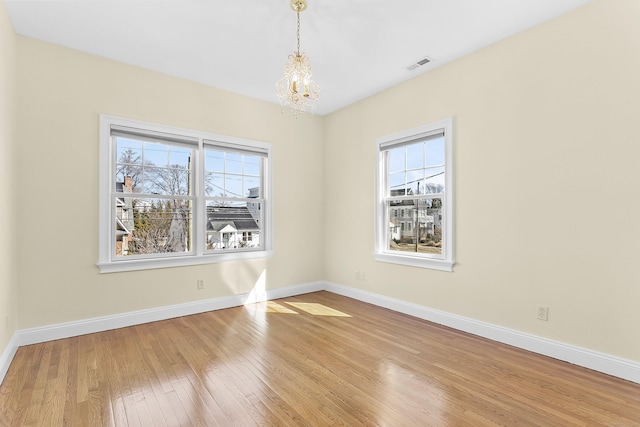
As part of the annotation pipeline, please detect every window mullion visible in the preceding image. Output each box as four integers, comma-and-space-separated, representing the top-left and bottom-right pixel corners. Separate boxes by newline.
414, 199, 419, 252
404, 146, 408, 196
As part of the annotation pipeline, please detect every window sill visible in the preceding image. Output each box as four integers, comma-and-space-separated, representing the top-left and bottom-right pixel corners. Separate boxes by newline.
374, 252, 454, 272
98, 250, 274, 273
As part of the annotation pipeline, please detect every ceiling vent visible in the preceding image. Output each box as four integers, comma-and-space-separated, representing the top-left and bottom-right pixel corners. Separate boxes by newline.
406, 56, 433, 71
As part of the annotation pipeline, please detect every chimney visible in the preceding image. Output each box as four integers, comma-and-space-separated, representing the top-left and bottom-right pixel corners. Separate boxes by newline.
124, 176, 133, 191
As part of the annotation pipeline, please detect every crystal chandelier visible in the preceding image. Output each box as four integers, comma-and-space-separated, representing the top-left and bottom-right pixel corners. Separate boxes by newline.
276, 0, 320, 115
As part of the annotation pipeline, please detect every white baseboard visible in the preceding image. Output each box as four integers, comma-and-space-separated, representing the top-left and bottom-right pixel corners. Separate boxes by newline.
2, 280, 638, 386
324, 281, 640, 384
0, 333, 19, 384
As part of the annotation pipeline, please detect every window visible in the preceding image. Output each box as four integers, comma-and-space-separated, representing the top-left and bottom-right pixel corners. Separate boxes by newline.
375, 118, 454, 271
98, 115, 272, 273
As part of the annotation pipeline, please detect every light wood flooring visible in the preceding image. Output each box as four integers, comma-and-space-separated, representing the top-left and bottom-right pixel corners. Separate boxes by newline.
0, 291, 639, 426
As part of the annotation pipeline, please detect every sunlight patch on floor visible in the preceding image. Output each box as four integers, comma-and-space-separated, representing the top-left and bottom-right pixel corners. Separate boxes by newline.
265, 301, 299, 314
284, 302, 352, 317
245, 300, 299, 316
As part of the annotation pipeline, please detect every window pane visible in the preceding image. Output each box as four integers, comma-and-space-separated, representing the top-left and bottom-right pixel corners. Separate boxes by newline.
115, 138, 143, 192
116, 138, 143, 165
206, 201, 262, 251
139, 167, 190, 196
205, 150, 225, 173
226, 153, 242, 174
386, 198, 442, 256
388, 147, 405, 173
418, 198, 443, 255
244, 155, 261, 176
422, 167, 445, 194
144, 142, 169, 166
388, 199, 415, 250
389, 172, 406, 196
205, 172, 224, 197
115, 166, 142, 193
426, 137, 445, 167
406, 169, 424, 195
244, 175, 260, 198
224, 174, 242, 198
142, 167, 163, 194
169, 146, 192, 169
115, 197, 192, 257
163, 168, 190, 195
406, 143, 424, 170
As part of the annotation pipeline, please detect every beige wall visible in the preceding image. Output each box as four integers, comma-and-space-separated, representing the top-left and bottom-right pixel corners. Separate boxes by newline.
15, 37, 324, 328
0, 2, 18, 354
324, 0, 640, 362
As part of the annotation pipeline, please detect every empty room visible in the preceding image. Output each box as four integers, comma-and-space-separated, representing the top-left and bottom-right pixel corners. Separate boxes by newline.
0, 0, 639, 425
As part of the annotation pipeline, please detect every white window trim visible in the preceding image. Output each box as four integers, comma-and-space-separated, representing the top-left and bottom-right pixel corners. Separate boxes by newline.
98, 115, 273, 273
374, 117, 454, 272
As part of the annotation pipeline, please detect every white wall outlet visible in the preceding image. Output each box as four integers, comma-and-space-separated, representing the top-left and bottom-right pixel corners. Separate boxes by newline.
537, 305, 549, 321
356, 271, 366, 281
197, 279, 205, 290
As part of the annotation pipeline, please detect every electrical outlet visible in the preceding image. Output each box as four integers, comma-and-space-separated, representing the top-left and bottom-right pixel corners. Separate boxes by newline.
197, 279, 205, 290
537, 305, 549, 321
356, 271, 365, 281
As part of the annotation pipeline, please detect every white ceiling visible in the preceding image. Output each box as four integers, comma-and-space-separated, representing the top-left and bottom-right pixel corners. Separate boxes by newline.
5, 0, 592, 116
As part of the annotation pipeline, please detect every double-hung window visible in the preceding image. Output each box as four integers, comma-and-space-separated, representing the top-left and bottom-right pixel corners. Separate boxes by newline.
98, 115, 272, 273
375, 118, 454, 271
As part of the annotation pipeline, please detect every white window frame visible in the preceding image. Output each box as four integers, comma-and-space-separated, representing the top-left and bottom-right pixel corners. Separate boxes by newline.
98, 115, 273, 273
374, 117, 454, 272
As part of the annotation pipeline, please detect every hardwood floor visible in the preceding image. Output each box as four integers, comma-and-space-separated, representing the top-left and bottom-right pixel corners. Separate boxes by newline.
1, 291, 638, 426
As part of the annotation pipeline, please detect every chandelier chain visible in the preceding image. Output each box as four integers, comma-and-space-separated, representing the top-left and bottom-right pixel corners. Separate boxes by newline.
296, 11, 301, 55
